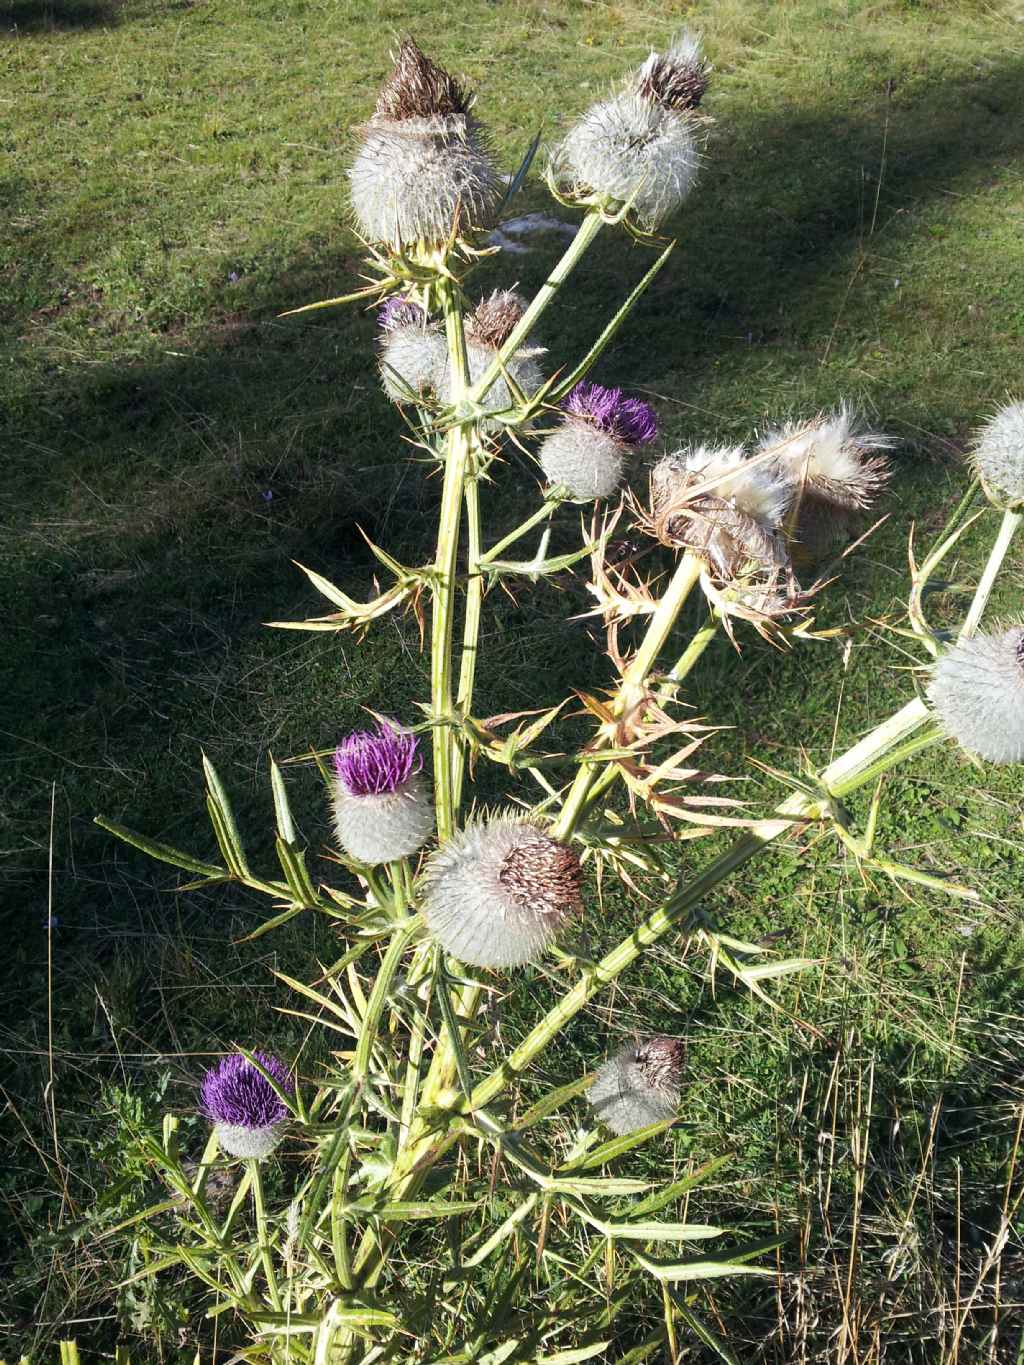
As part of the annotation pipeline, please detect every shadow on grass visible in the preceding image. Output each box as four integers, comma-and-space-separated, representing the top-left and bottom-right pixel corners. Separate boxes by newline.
5, 0, 125, 31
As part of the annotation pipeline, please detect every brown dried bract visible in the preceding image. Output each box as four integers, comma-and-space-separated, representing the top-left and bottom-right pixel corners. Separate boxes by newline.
636, 1036, 685, 1092
636, 55, 710, 112
499, 833, 583, 919
374, 38, 472, 121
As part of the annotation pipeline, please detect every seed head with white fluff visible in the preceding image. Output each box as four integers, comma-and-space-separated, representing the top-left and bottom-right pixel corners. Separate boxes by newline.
928, 627, 1024, 765
650, 444, 792, 577
420, 815, 583, 967
588, 1036, 684, 1135
971, 401, 1024, 507
349, 39, 501, 251
332, 721, 433, 865
540, 381, 659, 500
550, 32, 709, 230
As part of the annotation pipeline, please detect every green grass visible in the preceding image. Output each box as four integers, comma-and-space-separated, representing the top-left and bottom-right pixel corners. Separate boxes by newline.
3, 0, 1024, 1359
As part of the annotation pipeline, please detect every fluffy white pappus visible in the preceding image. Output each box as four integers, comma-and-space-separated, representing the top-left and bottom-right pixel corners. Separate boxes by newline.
420, 815, 582, 968
551, 92, 700, 230
332, 774, 434, 865
588, 1037, 684, 1135
380, 324, 447, 402
539, 421, 625, 500
677, 444, 792, 529
928, 627, 1024, 765
758, 407, 892, 511
438, 339, 545, 430
215, 1120, 286, 1160
972, 400, 1024, 507
350, 114, 501, 250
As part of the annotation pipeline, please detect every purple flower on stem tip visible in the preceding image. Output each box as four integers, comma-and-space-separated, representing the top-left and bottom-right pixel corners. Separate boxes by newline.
562, 382, 658, 447
334, 721, 422, 798
201, 1052, 292, 1159
377, 296, 427, 332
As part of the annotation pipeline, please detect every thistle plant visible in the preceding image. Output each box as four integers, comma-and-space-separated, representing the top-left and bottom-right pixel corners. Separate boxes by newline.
94, 31, 1023, 1364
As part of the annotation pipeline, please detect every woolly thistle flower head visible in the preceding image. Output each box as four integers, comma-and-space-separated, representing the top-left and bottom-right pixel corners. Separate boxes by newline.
378, 301, 447, 402
540, 382, 658, 500
588, 1036, 684, 1135
332, 720, 433, 865
201, 1052, 292, 1160
971, 401, 1024, 508
466, 289, 528, 349
349, 38, 501, 252
759, 407, 892, 513
927, 626, 1024, 765
436, 291, 544, 431
649, 444, 792, 578
549, 31, 708, 230
421, 815, 583, 968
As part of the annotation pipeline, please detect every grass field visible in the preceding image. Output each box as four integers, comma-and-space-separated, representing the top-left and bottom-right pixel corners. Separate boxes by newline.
3, 0, 1024, 1359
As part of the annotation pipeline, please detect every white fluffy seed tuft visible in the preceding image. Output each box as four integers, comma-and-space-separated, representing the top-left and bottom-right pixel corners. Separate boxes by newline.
539, 421, 625, 500
420, 815, 582, 968
971, 401, 1024, 507
350, 114, 501, 251
332, 774, 434, 865
550, 91, 700, 230
927, 627, 1024, 765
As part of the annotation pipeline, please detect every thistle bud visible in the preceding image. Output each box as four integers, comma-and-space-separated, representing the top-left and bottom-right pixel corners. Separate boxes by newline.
201, 1052, 292, 1160
550, 32, 709, 230
442, 290, 545, 429
377, 298, 447, 402
421, 815, 583, 967
350, 38, 501, 252
540, 381, 658, 500
332, 721, 433, 865
971, 401, 1024, 508
928, 627, 1024, 765
588, 1036, 684, 1135
650, 445, 792, 578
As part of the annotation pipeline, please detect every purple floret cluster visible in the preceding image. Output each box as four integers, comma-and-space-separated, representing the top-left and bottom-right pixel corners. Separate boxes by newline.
201, 1052, 292, 1129
562, 381, 658, 448
378, 296, 427, 332
334, 721, 422, 797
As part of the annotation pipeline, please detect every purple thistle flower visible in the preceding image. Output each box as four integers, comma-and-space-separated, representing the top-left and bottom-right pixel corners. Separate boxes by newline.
562, 382, 658, 448
334, 721, 422, 797
378, 296, 427, 332
201, 1051, 292, 1159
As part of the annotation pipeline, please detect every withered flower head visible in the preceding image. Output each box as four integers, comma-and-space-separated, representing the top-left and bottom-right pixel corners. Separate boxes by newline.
589, 1036, 684, 1135
635, 32, 711, 112
648, 445, 792, 580
467, 289, 529, 349
421, 815, 583, 968
373, 38, 472, 121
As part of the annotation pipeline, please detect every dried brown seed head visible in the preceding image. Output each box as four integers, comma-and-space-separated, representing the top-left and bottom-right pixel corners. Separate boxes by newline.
374, 38, 472, 121
499, 832, 583, 920
468, 289, 528, 349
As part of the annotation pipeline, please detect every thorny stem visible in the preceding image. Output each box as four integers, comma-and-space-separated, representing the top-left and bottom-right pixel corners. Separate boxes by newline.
248, 1159, 282, 1313
552, 551, 704, 841
479, 488, 567, 566
352, 919, 420, 1083
958, 506, 1022, 640
452, 468, 484, 810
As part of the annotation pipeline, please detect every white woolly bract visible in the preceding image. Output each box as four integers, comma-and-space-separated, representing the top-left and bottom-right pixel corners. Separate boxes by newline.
438, 339, 544, 430
539, 421, 624, 500
215, 1120, 286, 1160
380, 325, 447, 401
551, 92, 700, 230
758, 407, 892, 510
928, 627, 1024, 765
588, 1047, 679, 1136
675, 444, 792, 529
972, 401, 1024, 506
332, 774, 434, 865
350, 114, 500, 250
420, 816, 576, 968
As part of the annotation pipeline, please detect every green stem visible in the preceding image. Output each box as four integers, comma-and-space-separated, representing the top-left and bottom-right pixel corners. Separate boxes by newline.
468, 213, 604, 408
552, 551, 703, 841
352, 919, 419, 1084
479, 489, 566, 566
452, 470, 484, 811
249, 1158, 282, 1312
656, 609, 721, 704
431, 281, 472, 843
959, 507, 1022, 640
